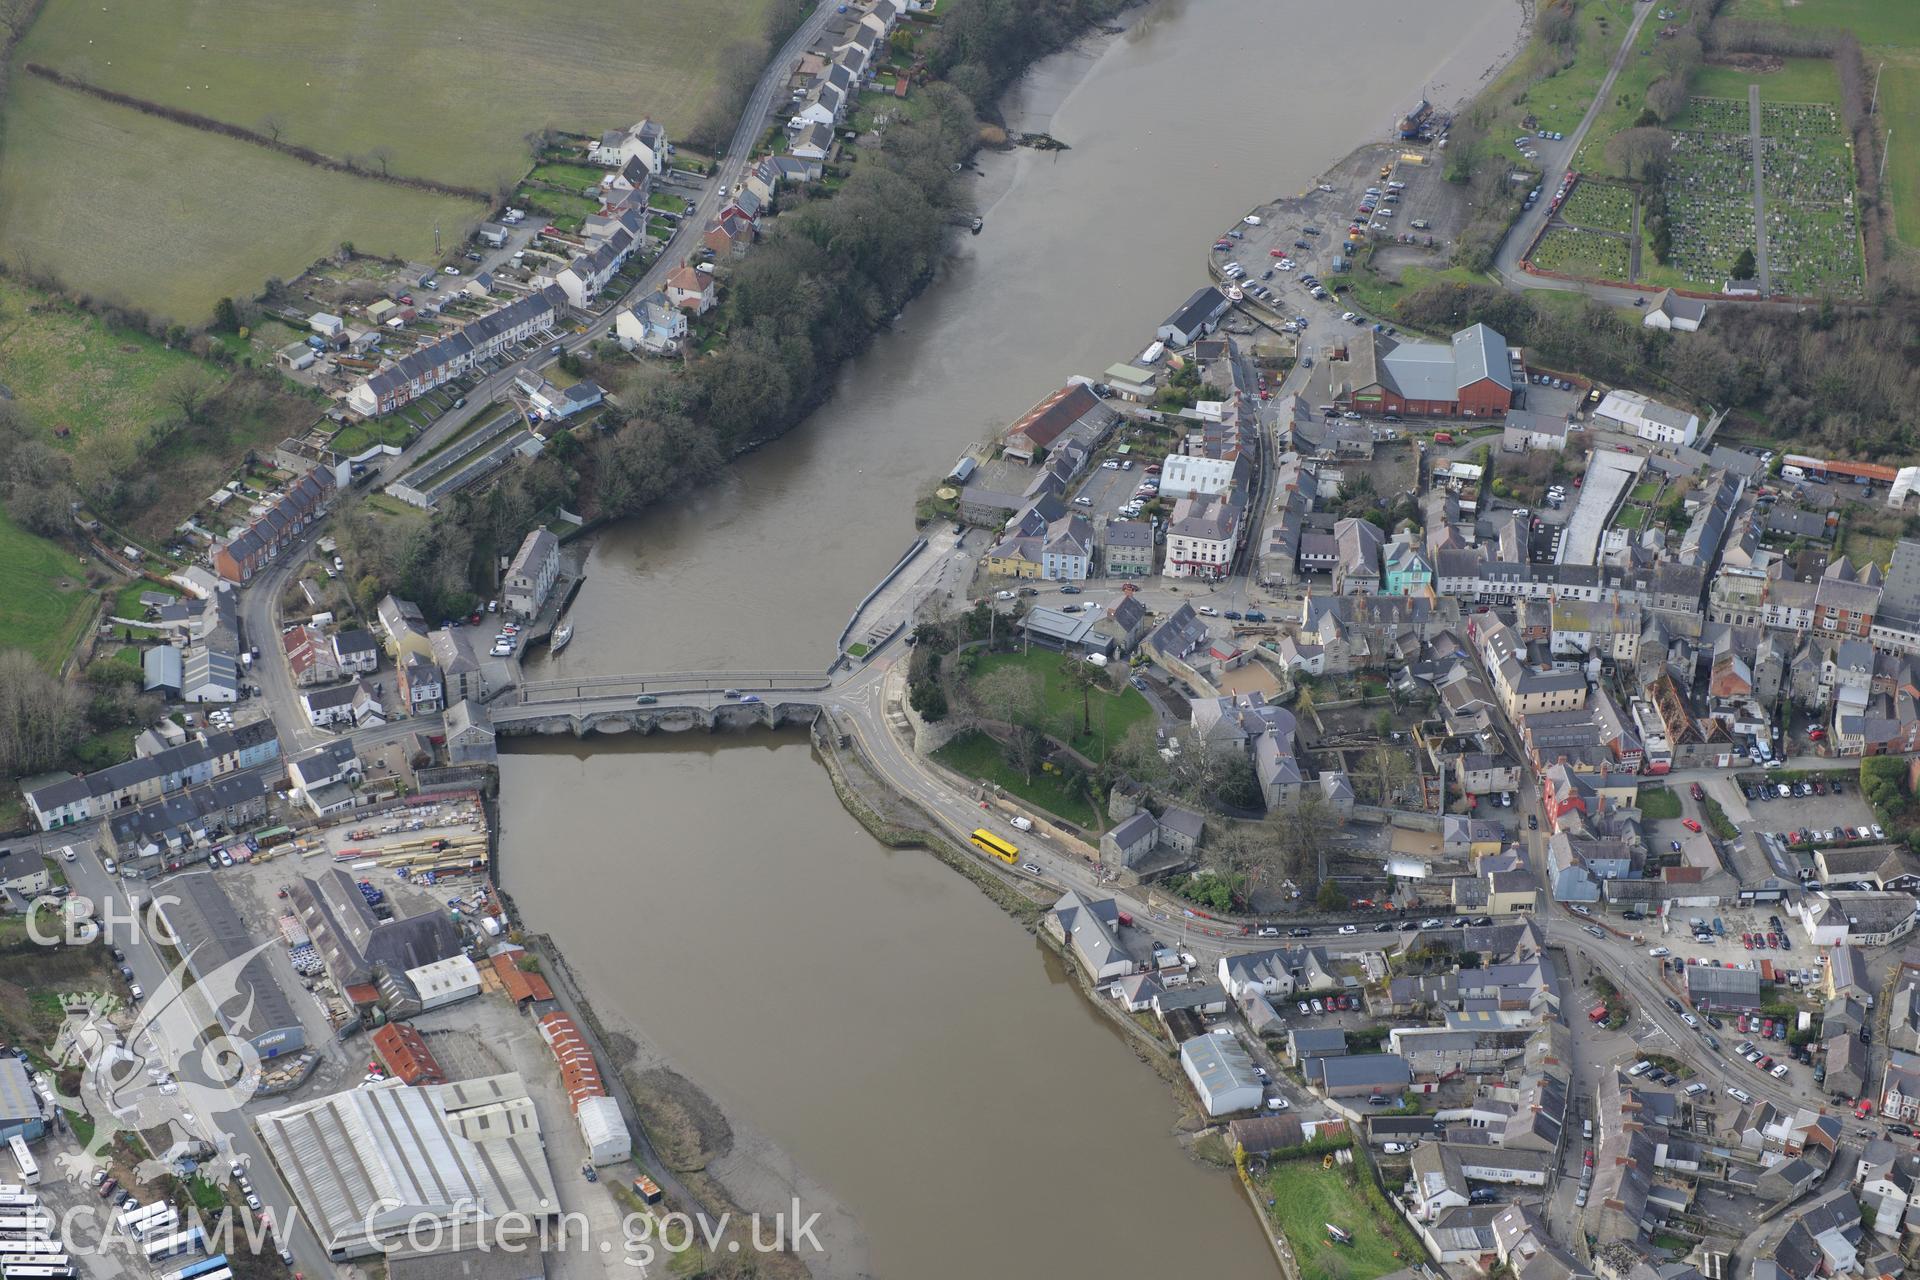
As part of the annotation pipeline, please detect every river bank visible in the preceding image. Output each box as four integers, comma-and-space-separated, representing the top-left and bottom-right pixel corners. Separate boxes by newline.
504, 1, 1531, 1275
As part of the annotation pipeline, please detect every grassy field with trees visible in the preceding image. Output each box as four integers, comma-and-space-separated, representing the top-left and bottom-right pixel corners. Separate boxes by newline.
14, 0, 778, 187
0, 512, 93, 670
1, 0, 788, 319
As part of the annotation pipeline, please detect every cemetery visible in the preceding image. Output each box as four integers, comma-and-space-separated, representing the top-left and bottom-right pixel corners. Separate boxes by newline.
1529, 226, 1632, 279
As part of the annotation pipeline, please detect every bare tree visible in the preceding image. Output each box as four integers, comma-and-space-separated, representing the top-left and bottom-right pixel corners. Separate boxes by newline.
161, 367, 218, 425
369, 145, 395, 178
0, 649, 86, 776
1360, 745, 1414, 806
1270, 789, 1339, 886
1293, 682, 1323, 734
972, 667, 1046, 782
258, 113, 287, 143
1646, 76, 1689, 124
1605, 126, 1673, 182
1657, 33, 1703, 79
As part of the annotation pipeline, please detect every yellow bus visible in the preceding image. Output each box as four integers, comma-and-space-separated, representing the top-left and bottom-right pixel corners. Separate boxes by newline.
970, 829, 1018, 863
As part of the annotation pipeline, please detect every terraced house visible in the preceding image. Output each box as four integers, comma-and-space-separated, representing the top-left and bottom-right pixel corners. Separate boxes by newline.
347, 287, 567, 417
211, 468, 337, 583
24, 722, 280, 830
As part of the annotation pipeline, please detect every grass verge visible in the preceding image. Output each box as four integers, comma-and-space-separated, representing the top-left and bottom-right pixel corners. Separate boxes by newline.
931, 729, 1099, 830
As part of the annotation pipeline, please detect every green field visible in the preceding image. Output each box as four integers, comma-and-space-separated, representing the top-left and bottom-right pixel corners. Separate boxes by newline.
0, 78, 480, 322
2, 0, 773, 318
932, 730, 1100, 829
1882, 65, 1920, 245
1576, 1, 1695, 175
15, 0, 775, 188
1690, 57, 1842, 103
1483, 0, 1639, 138
0, 511, 94, 669
0, 275, 215, 448
1260, 1161, 1425, 1280
1725, 0, 1920, 45
969, 648, 1153, 765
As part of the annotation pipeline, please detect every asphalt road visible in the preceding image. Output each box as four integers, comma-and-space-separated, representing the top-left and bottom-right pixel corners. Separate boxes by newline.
1489, 0, 1659, 303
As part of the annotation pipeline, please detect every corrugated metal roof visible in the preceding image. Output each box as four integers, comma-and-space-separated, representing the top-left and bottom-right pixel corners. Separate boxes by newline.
258, 1074, 557, 1255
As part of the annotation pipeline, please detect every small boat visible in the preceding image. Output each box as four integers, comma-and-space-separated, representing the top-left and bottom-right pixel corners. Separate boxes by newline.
969, 216, 983, 235
551, 617, 574, 652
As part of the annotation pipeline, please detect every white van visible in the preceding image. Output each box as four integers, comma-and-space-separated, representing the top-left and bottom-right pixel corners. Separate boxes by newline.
1009, 816, 1034, 832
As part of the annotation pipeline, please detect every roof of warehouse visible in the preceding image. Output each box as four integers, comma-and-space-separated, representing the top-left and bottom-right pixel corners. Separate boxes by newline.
157, 872, 302, 1043
0, 1059, 36, 1124
256, 1074, 558, 1254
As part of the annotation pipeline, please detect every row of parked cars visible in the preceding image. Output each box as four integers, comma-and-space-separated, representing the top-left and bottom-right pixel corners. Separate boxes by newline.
1746, 776, 1847, 801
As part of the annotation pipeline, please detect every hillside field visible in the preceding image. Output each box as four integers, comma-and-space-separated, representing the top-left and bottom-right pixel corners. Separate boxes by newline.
0, 78, 482, 322
0, 512, 93, 670
15, 0, 775, 187
1, 0, 774, 319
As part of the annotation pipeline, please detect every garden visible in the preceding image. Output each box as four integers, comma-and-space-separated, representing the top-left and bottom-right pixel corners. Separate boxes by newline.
1256, 1155, 1426, 1280
931, 730, 1100, 829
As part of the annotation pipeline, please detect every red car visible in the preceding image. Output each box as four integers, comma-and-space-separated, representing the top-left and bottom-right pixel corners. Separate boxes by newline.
1858, 1099, 1875, 1118
1738, 1013, 1750, 1032
1583, 1149, 1594, 1168
1689, 783, 1705, 801
1682, 818, 1702, 833
1810, 728, 1827, 740
1270, 248, 1286, 257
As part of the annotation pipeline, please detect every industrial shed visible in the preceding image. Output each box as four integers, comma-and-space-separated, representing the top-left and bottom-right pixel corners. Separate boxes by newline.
577, 1095, 631, 1167
404, 955, 482, 1012
256, 1073, 559, 1260
1181, 1033, 1263, 1117
157, 874, 306, 1058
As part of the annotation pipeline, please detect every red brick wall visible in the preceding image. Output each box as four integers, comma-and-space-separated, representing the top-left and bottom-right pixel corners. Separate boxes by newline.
1458, 379, 1512, 417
